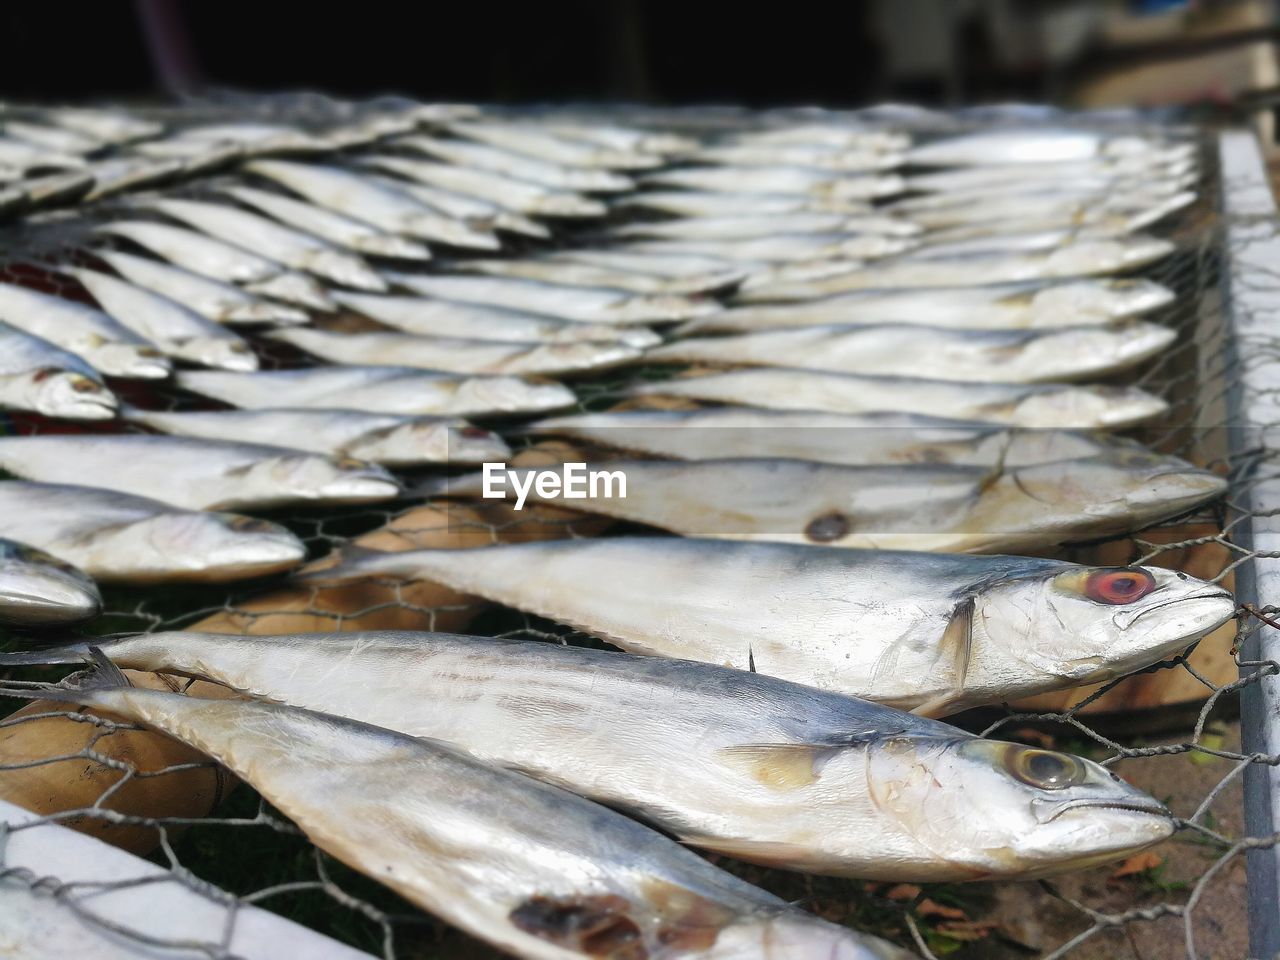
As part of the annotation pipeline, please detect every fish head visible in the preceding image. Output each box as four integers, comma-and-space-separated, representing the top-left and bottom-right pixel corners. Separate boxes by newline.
83, 341, 172, 380
706, 913, 915, 960
1043, 237, 1175, 277
1002, 385, 1167, 430
866, 736, 1172, 878
347, 419, 510, 467
91, 512, 304, 581
0, 542, 100, 624
451, 375, 576, 416
970, 563, 1234, 687
1029, 279, 1174, 321
25, 370, 118, 420
255, 453, 401, 504
1019, 321, 1175, 378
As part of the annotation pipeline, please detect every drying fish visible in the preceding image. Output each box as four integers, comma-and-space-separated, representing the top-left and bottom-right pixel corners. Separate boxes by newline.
641, 164, 904, 199
620, 233, 917, 263
0, 321, 118, 420
0, 481, 304, 583
0, 539, 100, 626
66, 266, 257, 371
386, 271, 720, 324
83, 156, 185, 201
398, 135, 635, 192
614, 211, 921, 241
0, 435, 400, 511
216, 184, 435, 260
136, 197, 387, 291
367, 175, 550, 239
45, 107, 162, 144
537, 120, 696, 154
93, 249, 309, 326
448, 118, 665, 169
0, 674, 917, 960
455, 257, 743, 297
0, 282, 170, 379
905, 157, 1192, 195
645, 322, 1175, 384
890, 175, 1195, 215
0, 136, 86, 171
245, 159, 501, 249
898, 189, 1196, 233
266, 327, 641, 377
545, 247, 855, 289
729, 124, 910, 152
332, 290, 659, 348
4, 121, 103, 155
176, 366, 575, 417
628, 368, 1168, 429
304, 538, 1232, 717
433, 452, 1226, 554
615, 190, 875, 217
737, 237, 1175, 300
693, 142, 904, 171
679, 279, 1175, 335
16, 631, 1180, 881
905, 129, 1189, 166
122, 406, 508, 467
519, 408, 1130, 467
358, 153, 607, 218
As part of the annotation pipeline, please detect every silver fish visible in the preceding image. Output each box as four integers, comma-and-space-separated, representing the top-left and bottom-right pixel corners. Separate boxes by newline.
16, 630, 1178, 882
0, 135, 86, 171
4, 121, 103, 154
0, 282, 169, 380
121, 406, 508, 467
455, 257, 743, 297
693, 143, 904, 171
364, 175, 550, 239
93, 249, 310, 326
386, 271, 720, 324
397, 135, 635, 192
627, 368, 1168, 429
304, 538, 1232, 717
45, 107, 162, 144
448, 119, 665, 169
332, 290, 659, 348
176, 366, 575, 417
888, 176, 1194, 215
0, 669, 914, 960
544, 248, 856, 290
535, 120, 697, 154
266, 326, 641, 377
678, 279, 1175, 335
618, 233, 916, 263
904, 130, 1187, 166
0, 435, 400, 511
0, 321, 118, 420
614, 190, 875, 218
83, 156, 185, 201
905, 157, 1193, 195
645, 322, 1176, 383
0, 481, 304, 583
613, 212, 921, 241
0, 538, 100, 626
895, 190, 1196, 233
641, 164, 904, 199
440, 452, 1225, 554
67, 266, 257, 371
729, 125, 910, 152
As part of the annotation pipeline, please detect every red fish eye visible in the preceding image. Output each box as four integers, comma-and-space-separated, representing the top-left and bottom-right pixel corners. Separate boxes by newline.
1084, 569, 1156, 605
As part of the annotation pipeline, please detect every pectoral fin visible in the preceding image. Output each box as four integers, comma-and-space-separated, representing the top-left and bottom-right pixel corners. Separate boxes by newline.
910, 597, 975, 718
715, 743, 838, 790
680, 834, 820, 869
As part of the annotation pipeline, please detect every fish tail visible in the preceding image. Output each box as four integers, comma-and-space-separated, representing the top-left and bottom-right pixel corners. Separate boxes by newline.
0, 640, 95, 667
0, 645, 130, 706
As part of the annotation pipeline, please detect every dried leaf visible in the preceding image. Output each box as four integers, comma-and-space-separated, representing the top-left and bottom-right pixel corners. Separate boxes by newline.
885, 883, 922, 902
1008, 728, 1056, 749
916, 898, 967, 920
935, 920, 998, 942
1110, 851, 1162, 879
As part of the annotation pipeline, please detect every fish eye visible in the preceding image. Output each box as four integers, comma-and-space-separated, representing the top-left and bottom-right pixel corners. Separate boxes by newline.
69, 376, 102, 394
226, 515, 274, 533
1085, 568, 1156, 605
1007, 747, 1085, 790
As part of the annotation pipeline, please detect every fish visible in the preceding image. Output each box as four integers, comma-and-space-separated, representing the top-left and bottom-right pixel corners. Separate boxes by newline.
517, 408, 1133, 467
0, 481, 304, 583
135, 197, 387, 291
0, 135, 86, 171
4, 121, 103, 155
0, 435, 400, 511
332, 290, 659, 348
175, 366, 576, 417
0, 538, 100, 625
640, 164, 905, 199
904, 130, 1189, 166
617, 233, 918, 263
535, 120, 697, 154
435, 452, 1226, 554
122, 406, 509, 467
645, 321, 1176, 383
728, 124, 910, 152
266, 327, 642, 377
357, 153, 607, 218
302, 537, 1233, 716
44, 107, 163, 144
454, 257, 744, 297
613, 212, 922, 241
904, 157, 1193, 195
215, 184, 435, 260
677, 279, 1175, 335
692, 142, 905, 171
0, 320, 118, 420
385, 271, 721, 324
735, 237, 1176, 300
447, 118, 666, 169
626, 368, 1168, 428
614, 190, 876, 217
887, 176, 1194, 215
363, 175, 550, 239
92, 249, 310, 326
0, 664, 916, 960
82, 156, 185, 201
244, 159, 506, 247
396, 135, 636, 192
11, 631, 1179, 882
894, 189, 1196, 232
0, 282, 170, 380
65, 266, 258, 371
545, 247, 859, 290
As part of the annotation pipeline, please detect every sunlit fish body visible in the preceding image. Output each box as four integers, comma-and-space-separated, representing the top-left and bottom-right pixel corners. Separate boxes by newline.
0, 320, 118, 419
0, 539, 100, 626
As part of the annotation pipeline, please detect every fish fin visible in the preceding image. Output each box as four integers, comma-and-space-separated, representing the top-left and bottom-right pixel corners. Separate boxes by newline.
679, 834, 820, 868
294, 543, 398, 585
715, 743, 838, 790
0, 645, 130, 706
940, 596, 974, 692
0, 640, 93, 667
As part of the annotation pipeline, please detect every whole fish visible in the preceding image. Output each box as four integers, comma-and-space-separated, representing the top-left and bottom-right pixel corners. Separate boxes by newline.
619, 233, 917, 263
13, 630, 1179, 882
545, 247, 857, 289
93, 249, 309, 326
67, 266, 257, 371
641, 164, 904, 199
176, 366, 575, 417
536, 120, 697, 154
0, 435, 400, 511
518, 408, 1131, 467
386, 271, 720, 324
398, 135, 635, 192
906, 226, 1167, 260
904, 129, 1187, 166
266, 327, 641, 377
614, 212, 921, 241
736, 237, 1175, 300
646, 322, 1175, 383
436, 451, 1225, 554
679, 279, 1174, 335
0, 135, 86, 171
366, 175, 550, 239
889, 176, 1193, 215
45, 107, 162, 144
895, 189, 1196, 232
455, 257, 743, 297
448, 118, 664, 169
216, 184, 435, 260
0, 282, 170, 379
304, 537, 1232, 716
905, 157, 1192, 195
332, 290, 659, 348
5, 120, 103, 154
0, 320, 118, 419
627, 368, 1168, 428
693, 142, 904, 171
136, 197, 387, 291
244, 159, 503, 248
919, 194, 1196, 243
729, 125, 910, 152
0, 539, 100, 625
0, 667, 914, 960
122, 406, 508, 467
615, 190, 875, 217
0, 481, 304, 583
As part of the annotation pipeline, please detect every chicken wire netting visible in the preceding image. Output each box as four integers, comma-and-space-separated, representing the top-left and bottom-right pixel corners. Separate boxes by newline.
0, 110, 1273, 960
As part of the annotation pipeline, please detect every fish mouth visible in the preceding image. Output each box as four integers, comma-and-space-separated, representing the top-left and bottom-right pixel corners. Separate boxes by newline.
1036, 796, 1172, 824
1114, 589, 1235, 631
58, 394, 119, 421
0, 588, 100, 624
